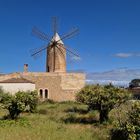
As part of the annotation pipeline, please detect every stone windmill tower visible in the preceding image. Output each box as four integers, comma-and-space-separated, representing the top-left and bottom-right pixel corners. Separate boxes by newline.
31, 17, 79, 72
47, 33, 66, 72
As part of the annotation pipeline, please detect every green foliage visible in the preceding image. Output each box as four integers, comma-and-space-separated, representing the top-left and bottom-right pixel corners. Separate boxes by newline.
76, 84, 131, 123
129, 79, 140, 88
129, 101, 140, 126
0, 88, 11, 104
15, 91, 38, 113
0, 90, 38, 119
110, 101, 140, 140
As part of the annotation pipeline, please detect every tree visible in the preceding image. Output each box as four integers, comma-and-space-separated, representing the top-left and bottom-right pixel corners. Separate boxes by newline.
110, 101, 140, 140
0, 90, 38, 119
76, 84, 131, 123
129, 79, 140, 88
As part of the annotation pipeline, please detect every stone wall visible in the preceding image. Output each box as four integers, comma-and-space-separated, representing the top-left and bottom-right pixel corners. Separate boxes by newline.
0, 72, 85, 101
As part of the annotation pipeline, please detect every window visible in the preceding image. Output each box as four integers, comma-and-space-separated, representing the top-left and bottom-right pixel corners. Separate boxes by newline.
45, 89, 48, 98
39, 89, 43, 98
48, 67, 50, 72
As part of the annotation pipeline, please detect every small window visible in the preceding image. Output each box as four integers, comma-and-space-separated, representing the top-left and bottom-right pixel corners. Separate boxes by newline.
48, 67, 50, 72
45, 89, 48, 98
39, 89, 43, 98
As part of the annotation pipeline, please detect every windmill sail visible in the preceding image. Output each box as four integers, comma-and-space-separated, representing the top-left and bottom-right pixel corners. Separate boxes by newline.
30, 18, 79, 72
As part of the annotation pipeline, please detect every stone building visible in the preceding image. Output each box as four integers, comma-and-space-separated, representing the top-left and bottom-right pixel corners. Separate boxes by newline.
0, 72, 85, 101
0, 32, 85, 101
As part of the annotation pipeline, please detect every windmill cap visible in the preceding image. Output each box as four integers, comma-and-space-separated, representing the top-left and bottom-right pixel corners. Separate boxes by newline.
50, 33, 64, 45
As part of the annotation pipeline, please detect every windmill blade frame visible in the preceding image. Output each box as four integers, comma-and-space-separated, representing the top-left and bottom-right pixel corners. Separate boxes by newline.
31, 18, 80, 72
32, 26, 51, 42
52, 17, 58, 35
62, 45, 80, 58
58, 28, 79, 42
30, 45, 48, 57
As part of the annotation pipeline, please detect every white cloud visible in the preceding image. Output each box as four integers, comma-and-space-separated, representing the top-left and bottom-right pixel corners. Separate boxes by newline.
114, 53, 133, 58
114, 52, 140, 58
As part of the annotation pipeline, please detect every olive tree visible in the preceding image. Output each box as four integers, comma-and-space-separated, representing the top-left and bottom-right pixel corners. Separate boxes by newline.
76, 84, 131, 123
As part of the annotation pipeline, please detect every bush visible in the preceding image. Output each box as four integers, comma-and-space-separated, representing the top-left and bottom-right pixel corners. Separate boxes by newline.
129, 79, 140, 88
76, 84, 131, 123
15, 91, 38, 113
0, 90, 38, 119
110, 101, 140, 140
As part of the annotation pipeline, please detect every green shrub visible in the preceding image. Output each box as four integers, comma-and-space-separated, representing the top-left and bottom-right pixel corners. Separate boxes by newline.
76, 84, 131, 123
15, 91, 38, 113
0, 90, 38, 119
110, 101, 140, 140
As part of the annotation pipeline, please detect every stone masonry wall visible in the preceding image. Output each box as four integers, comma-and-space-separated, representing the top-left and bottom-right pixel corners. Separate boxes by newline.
0, 72, 85, 101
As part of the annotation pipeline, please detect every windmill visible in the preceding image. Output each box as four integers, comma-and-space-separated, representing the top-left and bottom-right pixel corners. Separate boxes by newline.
30, 17, 80, 72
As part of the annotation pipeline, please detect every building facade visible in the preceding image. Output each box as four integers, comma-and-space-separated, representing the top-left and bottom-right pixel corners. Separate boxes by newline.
0, 72, 85, 101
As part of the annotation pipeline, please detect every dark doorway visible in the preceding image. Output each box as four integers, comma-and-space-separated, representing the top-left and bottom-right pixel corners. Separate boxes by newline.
39, 89, 43, 98
45, 89, 48, 98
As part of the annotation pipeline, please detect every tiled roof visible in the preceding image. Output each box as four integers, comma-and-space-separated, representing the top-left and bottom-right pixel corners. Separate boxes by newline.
0, 77, 34, 83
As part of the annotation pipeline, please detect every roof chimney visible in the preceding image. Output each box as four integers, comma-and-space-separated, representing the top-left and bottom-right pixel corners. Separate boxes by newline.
24, 64, 28, 72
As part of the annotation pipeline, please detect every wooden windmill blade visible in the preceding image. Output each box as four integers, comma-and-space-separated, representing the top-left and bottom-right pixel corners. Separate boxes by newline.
30, 45, 48, 58
56, 44, 80, 65
57, 28, 79, 42
52, 17, 58, 35
61, 45, 80, 58
32, 26, 51, 42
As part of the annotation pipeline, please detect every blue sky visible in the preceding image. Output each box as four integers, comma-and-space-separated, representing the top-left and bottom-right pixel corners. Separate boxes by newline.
0, 0, 140, 73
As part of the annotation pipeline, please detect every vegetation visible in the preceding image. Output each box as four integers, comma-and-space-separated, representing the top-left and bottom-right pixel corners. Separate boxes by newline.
76, 84, 131, 123
0, 101, 108, 140
0, 90, 38, 119
110, 101, 140, 140
0, 84, 139, 140
129, 79, 140, 88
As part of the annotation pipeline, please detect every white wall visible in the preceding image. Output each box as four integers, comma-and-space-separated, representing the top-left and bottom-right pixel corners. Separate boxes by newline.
0, 83, 35, 95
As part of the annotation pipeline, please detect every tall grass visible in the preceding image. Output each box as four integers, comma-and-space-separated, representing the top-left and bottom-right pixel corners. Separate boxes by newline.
0, 101, 113, 140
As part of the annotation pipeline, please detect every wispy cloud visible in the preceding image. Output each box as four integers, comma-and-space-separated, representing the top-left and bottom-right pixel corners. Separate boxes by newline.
86, 68, 140, 86
71, 56, 81, 61
114, 52, 140, 58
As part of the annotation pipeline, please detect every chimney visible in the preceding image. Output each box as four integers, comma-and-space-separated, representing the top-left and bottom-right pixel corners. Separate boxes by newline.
24, 64, 28, 72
